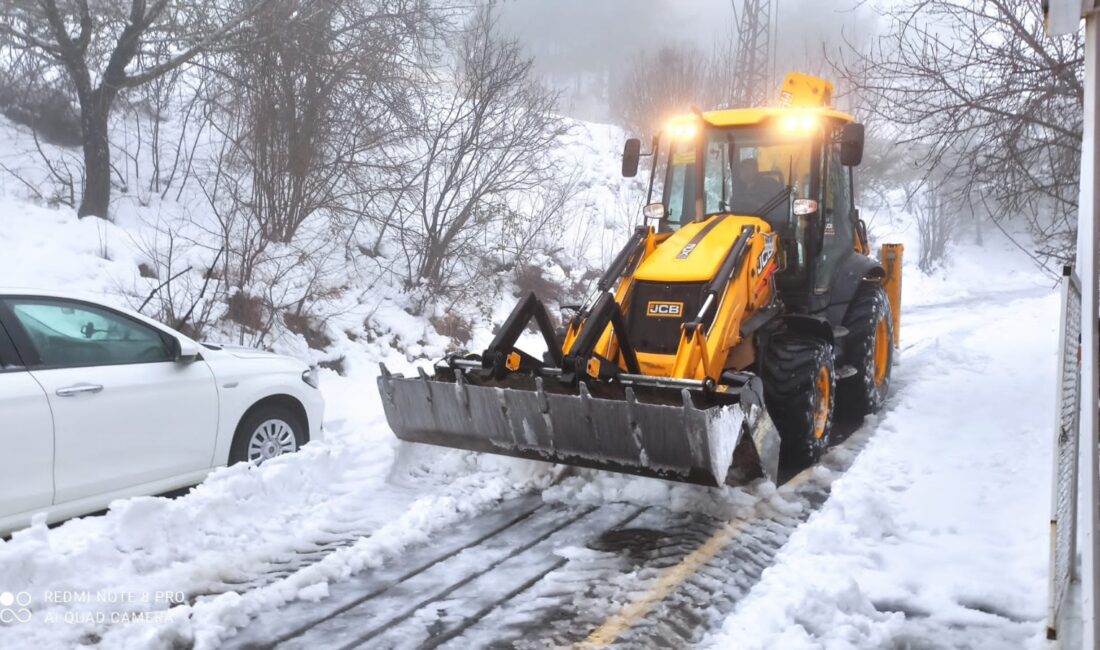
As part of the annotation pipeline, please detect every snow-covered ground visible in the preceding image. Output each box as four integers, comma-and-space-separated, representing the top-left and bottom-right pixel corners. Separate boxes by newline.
704, 280, 1056, 649
0, 111, 1063, 648
0, 168, 568, 648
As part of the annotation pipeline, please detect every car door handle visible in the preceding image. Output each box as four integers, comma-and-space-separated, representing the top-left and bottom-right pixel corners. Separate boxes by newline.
56, 383, 104, 397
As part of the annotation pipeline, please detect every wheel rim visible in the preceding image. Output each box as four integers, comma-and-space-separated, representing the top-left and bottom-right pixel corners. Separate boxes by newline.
813, 366, 830, 439
873, 315, 890, 386
247, 419, 298, 464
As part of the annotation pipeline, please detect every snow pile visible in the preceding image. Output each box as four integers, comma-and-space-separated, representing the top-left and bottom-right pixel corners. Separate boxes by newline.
706, 404, 747, 487
0, 197, 142, 303
544, 468, 786, 524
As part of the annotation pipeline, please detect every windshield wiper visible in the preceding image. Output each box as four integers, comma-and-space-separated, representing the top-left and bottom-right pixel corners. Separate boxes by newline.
748, 186, 792, 218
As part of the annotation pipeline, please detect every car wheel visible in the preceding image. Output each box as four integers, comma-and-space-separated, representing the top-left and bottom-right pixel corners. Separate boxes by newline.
230, 405, 307, 466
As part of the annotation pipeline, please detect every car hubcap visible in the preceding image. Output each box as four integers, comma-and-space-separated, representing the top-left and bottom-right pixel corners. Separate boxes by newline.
248, 419, 297, 464
813, 366, 830, 440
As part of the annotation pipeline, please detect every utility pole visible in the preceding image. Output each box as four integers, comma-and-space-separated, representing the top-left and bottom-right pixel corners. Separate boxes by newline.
730, 0, 775, 107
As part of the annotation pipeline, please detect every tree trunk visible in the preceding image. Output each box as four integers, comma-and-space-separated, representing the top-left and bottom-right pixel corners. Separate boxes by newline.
78, 89, 115, 219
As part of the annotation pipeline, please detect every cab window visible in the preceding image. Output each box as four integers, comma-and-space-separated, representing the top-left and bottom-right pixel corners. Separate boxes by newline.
662, 123, 814, 231
814, 143, 855, 293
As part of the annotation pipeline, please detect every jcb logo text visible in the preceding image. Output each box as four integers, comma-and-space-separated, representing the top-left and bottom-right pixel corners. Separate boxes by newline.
647, 301, 684, 318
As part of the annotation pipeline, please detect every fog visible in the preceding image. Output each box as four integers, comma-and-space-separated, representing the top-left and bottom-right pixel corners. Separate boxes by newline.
495, 0, 880, 121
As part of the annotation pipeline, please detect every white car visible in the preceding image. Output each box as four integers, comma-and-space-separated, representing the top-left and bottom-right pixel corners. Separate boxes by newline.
0, 289, 324, 535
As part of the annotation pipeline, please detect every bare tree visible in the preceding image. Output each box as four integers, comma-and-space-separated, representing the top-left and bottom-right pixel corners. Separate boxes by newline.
393, 7, 572, 302
209, 0, 438, 245
835, 0, 1083, 267
174, 0, 441, 347
129, 218, 226, 339
0, 0, 270, 219
0, 49, 81, 147
914, 180, 958, 273
612, 45, 715, 139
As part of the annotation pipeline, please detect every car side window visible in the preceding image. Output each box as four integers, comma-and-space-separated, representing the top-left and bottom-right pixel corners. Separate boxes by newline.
5, 299, 172, 368
0, 321, 21, 371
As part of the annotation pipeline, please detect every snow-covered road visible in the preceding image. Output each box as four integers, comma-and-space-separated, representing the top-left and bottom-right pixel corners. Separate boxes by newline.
217, 429, 864, 650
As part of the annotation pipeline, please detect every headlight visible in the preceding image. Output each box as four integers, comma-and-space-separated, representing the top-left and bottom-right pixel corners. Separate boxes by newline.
301, 367, 320, 389
642, 203, 666, 220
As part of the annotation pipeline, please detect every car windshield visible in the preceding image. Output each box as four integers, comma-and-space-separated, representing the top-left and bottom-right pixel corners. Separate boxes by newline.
663, 124, 814, 227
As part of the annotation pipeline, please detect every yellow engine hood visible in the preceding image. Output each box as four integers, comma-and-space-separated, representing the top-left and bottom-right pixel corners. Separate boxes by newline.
634, 215, 770, 283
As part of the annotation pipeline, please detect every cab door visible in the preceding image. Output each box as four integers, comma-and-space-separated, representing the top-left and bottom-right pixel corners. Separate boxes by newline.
813, 142, 856, 295
0, 319, 54, 517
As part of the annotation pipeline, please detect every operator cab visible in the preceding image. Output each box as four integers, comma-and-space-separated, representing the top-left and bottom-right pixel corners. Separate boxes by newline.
621, 100, 866, 313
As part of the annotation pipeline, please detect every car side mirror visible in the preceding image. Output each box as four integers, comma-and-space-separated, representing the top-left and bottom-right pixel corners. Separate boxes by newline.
840, 123, 865, 167
622, 138, 641, 177
171, 336, 202, 362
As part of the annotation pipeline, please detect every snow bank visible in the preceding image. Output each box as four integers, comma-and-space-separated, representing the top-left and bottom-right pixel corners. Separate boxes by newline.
704, 274, 1057, 648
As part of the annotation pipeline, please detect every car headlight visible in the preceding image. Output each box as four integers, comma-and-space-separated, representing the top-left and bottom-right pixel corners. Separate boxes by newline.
301, 367, 320, 389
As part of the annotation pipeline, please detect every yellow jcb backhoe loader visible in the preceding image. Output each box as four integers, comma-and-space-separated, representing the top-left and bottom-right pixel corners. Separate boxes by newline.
378, 73, 903, 487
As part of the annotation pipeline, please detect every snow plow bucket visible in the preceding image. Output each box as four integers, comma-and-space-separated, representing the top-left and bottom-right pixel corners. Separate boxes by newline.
377, 362, 781, 487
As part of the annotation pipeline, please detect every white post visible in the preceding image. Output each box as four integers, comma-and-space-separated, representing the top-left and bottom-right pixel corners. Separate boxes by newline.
1080, 11, 1100, 650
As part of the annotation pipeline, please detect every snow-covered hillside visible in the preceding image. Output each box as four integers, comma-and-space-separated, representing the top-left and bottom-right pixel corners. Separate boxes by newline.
0, 107, 1062, 649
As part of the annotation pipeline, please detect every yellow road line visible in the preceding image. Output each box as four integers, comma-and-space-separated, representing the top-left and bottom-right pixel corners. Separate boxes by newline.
574, 464, 821, 649
574, 518, 752, 649
779, 464, 818, 491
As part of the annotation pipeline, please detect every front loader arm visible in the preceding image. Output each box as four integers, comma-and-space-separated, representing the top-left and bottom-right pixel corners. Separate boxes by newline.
563, 225, 662, 368
670, 226, 777, 382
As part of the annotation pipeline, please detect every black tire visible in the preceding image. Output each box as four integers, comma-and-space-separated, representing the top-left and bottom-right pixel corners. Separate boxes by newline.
229, 404, 308, 466
837, 282, 894, 418
761, 335, 836, 468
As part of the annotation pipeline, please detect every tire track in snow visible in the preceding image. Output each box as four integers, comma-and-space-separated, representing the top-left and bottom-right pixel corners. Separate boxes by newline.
223, 501, 646, 649
221, 421, 870, 650
440, 447, 851, 650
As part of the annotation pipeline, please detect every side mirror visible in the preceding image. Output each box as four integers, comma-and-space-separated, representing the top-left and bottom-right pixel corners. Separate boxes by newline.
170, 335, 202, 362
622, 138, 641, 177
840, 123, 865, 167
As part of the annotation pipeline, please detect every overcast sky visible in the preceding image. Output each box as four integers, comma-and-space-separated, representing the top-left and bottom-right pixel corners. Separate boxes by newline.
493, 0, 881, 121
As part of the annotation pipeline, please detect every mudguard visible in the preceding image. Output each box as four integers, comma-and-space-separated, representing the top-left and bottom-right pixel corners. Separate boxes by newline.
822, 252, 885, 326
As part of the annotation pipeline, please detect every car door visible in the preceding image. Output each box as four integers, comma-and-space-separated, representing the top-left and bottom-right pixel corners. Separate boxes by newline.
0, 319, 54, 517
0, 297, 219, 504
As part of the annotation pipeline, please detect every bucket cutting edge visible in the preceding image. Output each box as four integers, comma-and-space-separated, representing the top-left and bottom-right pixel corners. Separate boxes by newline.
377, 364, 781, 487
